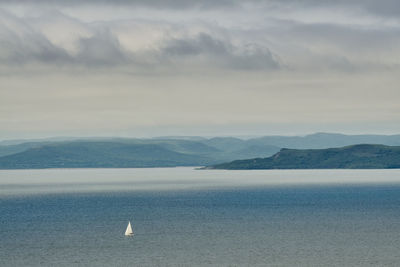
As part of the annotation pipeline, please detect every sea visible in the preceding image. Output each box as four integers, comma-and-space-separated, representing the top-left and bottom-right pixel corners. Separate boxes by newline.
1, 168, 400, 267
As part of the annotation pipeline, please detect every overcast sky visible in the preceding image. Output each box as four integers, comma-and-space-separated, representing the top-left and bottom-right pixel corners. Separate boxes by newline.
0, 0, 399, 139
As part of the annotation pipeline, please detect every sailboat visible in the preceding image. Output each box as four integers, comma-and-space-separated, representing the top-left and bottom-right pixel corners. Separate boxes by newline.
125, 221, 134, 236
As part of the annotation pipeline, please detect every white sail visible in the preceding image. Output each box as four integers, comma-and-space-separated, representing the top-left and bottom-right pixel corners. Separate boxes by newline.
125, 221, 134, 236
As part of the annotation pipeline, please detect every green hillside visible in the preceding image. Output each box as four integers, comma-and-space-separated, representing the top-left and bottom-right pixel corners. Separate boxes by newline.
209, 144, 400, 169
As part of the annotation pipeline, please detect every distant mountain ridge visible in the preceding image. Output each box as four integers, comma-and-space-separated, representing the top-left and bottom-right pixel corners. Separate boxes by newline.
0, 133, 399, 169
209, 144, 400, 170
246, 133, 400, 149
2, 133, 400, 148
0, 142, 210, 169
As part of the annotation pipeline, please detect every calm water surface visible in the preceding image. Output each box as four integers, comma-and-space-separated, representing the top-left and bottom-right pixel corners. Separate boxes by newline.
1, 168, 400, 266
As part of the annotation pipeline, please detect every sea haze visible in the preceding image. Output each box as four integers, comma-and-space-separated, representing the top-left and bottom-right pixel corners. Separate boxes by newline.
1, 168, 400, 266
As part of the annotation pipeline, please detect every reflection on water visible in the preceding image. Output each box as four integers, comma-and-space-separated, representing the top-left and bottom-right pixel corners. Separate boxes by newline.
1, 168, 400, 196
1, 168, 400, 266
1, 184, 400, 266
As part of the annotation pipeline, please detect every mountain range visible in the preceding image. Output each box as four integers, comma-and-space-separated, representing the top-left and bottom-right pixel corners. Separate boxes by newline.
0, 133, 399, 169
209, 144, 400, 169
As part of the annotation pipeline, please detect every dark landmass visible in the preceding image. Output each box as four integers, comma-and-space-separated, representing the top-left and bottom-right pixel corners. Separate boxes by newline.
0, 133, 399, 169
208, 144, 400, 169
0, 142, 211, 169
0, 138, 280, 169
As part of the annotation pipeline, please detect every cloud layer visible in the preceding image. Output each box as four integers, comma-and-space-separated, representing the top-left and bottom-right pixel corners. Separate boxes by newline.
1, 1, 400, 72
0, 1, 399, 138
0, 9, 282, 71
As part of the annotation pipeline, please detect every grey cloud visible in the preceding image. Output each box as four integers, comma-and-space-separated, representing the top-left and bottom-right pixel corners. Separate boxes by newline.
0, 0, 244, 10
0, 10, 128, 67
283, 20, 400, 52
266, 0, 400, 17
362, 0, 400, 17
0, 10, 71, 65
2, 0, 400, 17
161, 33, 280, 70
256, 17, 400, 71
229, 44, 280, 70
163, 34, 227, 56
0, 10, 281, 71
75, 30, 128, 66
0, 33, 70, 65
1, 4, 399, 73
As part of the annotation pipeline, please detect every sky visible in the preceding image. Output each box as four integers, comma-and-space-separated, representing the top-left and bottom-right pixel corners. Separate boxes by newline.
0, 0, 399, 139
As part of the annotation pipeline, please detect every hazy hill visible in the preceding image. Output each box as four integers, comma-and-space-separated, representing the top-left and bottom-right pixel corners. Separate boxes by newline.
201, 137, 247, 151
247, 133, 400, 149
0, 133, 400, 169
209, 144, 400, 170
0, 142, 52, 157
0, 142, 211, 169
0, 138, 280, 169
